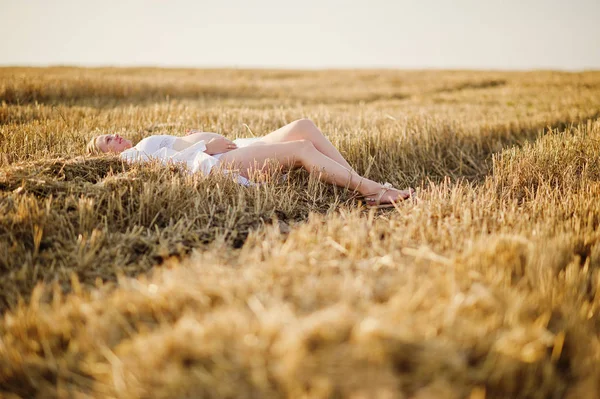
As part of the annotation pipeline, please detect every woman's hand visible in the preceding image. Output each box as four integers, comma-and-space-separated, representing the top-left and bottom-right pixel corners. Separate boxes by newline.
205, 137, 237, 155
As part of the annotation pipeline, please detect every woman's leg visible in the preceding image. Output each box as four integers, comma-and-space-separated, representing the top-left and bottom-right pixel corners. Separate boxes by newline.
253, 119, 356, 172
217, 140, 411, 202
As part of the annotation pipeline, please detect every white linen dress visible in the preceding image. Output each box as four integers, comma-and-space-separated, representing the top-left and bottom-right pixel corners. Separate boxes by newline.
119, 135, 264, 186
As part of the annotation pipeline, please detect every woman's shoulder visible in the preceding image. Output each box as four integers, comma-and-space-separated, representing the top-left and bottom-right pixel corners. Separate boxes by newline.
120, 147, 149, 162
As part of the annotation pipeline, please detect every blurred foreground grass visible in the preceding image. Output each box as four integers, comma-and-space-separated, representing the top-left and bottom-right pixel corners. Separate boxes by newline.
1, 67, 600, 398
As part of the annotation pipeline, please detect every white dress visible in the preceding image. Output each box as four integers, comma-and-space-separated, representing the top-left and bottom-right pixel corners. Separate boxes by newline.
119, 134, 263, 186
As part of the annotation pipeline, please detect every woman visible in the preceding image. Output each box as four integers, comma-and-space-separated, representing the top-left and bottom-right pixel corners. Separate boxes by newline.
86, 119, 413, 206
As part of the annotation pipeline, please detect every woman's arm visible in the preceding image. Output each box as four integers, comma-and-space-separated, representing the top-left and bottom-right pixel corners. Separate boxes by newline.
173, 132, 238, 155
172, 132, 224, 151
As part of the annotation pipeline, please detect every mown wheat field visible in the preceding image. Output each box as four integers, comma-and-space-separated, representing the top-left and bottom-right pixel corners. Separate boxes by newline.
1, 67, 600, 398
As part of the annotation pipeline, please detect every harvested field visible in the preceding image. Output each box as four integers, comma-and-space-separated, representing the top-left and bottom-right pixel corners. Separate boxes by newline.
1, 67, 600, 398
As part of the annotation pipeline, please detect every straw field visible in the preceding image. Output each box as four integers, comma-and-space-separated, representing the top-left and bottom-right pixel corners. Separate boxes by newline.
1, 67, 600, 398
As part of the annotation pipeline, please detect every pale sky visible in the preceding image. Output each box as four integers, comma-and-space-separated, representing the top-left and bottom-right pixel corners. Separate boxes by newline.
1, 0, 599, 70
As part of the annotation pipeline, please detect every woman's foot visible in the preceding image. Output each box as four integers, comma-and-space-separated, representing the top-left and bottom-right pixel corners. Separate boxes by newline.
362, 183, 415, 207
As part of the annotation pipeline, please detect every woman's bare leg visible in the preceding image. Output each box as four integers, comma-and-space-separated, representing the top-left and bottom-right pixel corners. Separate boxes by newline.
218, 140, 411, 202
252, 119, 356, 172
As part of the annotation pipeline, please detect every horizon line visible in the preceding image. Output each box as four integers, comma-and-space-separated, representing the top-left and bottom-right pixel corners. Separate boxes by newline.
1, 63, 599, 73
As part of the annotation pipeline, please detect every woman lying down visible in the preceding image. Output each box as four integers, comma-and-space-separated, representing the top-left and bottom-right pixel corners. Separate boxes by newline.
87, 118, 414, 207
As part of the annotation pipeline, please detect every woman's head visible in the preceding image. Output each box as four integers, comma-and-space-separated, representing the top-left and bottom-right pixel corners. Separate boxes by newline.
86, 134, 132, 154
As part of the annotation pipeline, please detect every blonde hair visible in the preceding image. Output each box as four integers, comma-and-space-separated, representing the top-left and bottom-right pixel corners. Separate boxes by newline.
86, 136, 102, 155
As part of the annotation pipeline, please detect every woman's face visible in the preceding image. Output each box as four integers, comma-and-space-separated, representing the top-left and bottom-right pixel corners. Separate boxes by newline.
96, 134, 132, 153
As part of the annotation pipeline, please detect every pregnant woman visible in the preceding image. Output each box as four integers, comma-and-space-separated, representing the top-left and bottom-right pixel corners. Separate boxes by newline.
86, 118, 413, 207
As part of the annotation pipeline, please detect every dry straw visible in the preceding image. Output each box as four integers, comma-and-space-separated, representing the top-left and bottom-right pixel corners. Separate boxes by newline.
0, 67, 599, 398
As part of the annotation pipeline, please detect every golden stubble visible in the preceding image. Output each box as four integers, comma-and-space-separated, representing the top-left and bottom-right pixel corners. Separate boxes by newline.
0, 67, 599, 398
